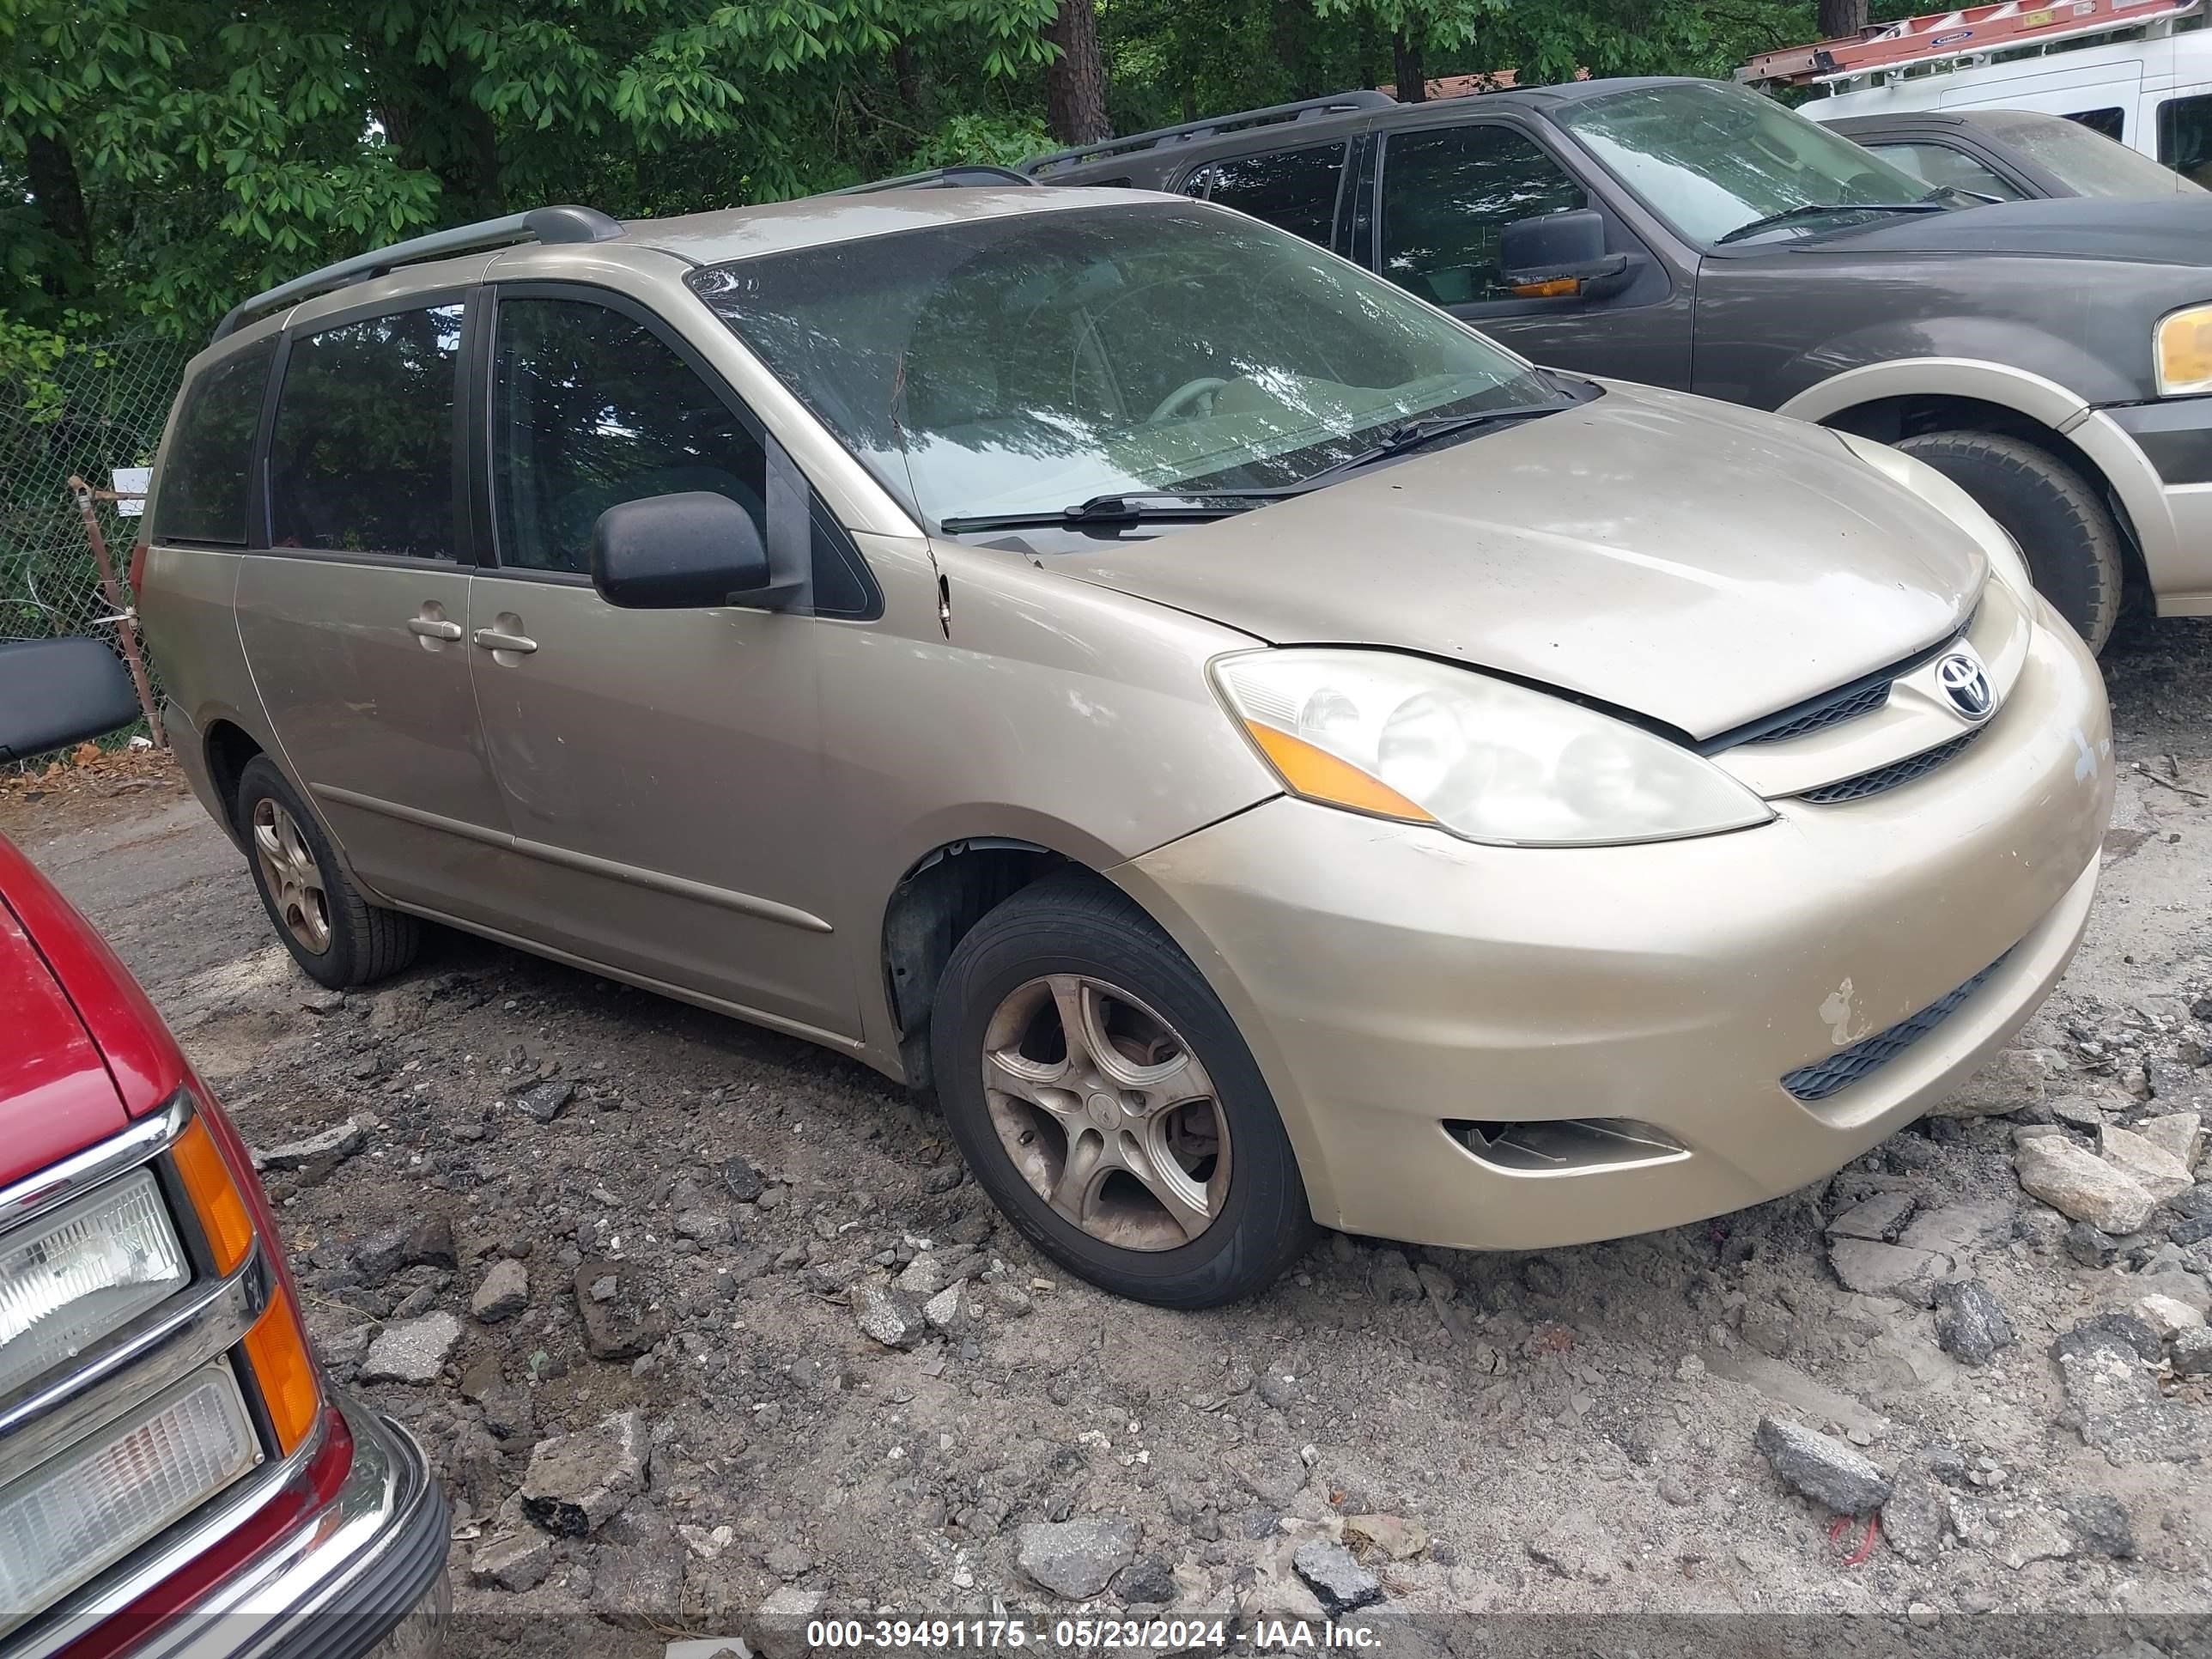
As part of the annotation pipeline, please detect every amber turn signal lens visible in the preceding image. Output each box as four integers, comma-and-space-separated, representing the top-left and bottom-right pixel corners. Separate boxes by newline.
1242, 720, 1436, 823
1510, 276, 1581, 298
242, 1297, 320, 1456
172, 1118, 253, 1276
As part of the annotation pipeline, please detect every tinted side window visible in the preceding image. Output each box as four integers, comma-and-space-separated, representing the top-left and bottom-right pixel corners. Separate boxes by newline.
1194, 143, 1347, 246
269, 305, 463, 558
2071, 106, 2125, 142
491, 298, 768, 576
154, 343, 274, 545
1864, 141, 2024, 199
1381, 125, 1588, 306
2158, 95, 2212, 185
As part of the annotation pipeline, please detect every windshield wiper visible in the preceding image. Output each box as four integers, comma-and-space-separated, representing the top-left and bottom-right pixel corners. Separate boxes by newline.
1715, 199, 1951, 246
937, 490, 1289, 535
1291, 404, 1572, 489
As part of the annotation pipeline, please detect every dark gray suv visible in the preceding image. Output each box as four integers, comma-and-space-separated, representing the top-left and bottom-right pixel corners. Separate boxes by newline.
1028, 76, 2212, 651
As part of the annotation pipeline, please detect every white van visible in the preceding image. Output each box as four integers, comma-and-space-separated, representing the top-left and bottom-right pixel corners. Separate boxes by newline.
1743, 1, 2212, 185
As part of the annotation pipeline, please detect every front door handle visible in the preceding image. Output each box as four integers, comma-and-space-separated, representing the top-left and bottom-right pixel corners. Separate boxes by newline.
471, 626, 538, 654
407, 617, 464, 641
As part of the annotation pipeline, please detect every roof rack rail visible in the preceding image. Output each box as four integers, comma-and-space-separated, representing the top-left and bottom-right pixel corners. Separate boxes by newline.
1018, 89, 1397, 177
826, 163, 1040, 195
1737, 0, 2199, 89
211, 204, 623, 342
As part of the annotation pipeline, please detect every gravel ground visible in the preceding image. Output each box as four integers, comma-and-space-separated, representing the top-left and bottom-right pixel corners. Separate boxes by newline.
9, 611, 2212, 1657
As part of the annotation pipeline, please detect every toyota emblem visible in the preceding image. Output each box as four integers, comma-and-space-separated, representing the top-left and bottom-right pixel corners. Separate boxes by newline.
1936, 651, 1995, 722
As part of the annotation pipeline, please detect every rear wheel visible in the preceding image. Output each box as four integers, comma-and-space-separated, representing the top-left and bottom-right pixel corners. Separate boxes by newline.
236, 757, 420, 988
930, 873, 1314, 1307
1894, 428, 2125, 652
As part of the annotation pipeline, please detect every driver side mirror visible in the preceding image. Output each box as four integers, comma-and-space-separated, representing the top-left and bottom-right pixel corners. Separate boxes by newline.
0, 638, 141, 763
1500, 210, 1635, 301
592, 491, 792, 611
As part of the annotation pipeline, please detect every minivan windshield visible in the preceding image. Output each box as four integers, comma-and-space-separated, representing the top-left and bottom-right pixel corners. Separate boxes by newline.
1554, 80, 1948, 246
689, 203, 1564, 534
1972, 108, 2205, 198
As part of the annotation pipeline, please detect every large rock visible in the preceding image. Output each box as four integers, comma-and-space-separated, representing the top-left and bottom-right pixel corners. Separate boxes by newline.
1291, 1540, 1383, 1615
744, 1588, 829, 1659
471, 1258, 529, 1324
853, 1283, 926, 1349
1932, 1279, 2014, 1365
572, 1258, 665, 1360
2014, 1137, 2157, 1234
1826, 1192, 1915, 1241
519, 1409, 647, 1535
2170, 1327, 2212, 1377
2133, 1292, 2206, 1338
470, 1493, 551, 1591
2051, 1322, 2198, 1461
2136, 1111, 2205, 1173
1826, 1237, 1946, 1305
1880, 1470, 1948, 1565
1015, 1517, 1139, 1599
2099, 1126, 2194, 1202
1929, 1046, 2064, 1116
515, 1079, 575, 1122
252, 1117, 365, 1179
359, 1311, 459, 1385
1753, 1416, 1891, 1515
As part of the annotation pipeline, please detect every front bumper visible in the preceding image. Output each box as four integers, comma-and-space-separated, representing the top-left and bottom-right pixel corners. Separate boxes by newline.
112, 1395, 449, 1659
1115, 613, 2114, 1251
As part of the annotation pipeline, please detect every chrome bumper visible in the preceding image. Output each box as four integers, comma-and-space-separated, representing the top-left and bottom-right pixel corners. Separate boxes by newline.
101, 1396, 447, 1659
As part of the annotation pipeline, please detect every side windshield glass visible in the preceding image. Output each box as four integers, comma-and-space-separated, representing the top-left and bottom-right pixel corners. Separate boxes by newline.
689, 204, 1559, 533
1555, 81, 1936, 245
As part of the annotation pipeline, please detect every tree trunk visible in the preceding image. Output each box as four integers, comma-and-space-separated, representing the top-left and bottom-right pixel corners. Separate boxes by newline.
1818, 0, 1869, 38
1394, 28, 1427, 103
24, 133, 94, 289
1045, 0, 1109, 146
892, 39, 927, 122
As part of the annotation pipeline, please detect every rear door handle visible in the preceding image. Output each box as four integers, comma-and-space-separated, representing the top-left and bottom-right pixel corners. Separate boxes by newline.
407, 617, 464, 641
471, 627, 538, 654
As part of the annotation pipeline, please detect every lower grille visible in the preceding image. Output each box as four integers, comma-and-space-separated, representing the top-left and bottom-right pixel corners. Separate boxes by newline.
1795, 727, 1984, 805
1781, 953, 2008, 1103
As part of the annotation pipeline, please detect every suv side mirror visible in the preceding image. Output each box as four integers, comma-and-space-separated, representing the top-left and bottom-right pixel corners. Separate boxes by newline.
1500, 210, 1635, 301
591, 492, 788, 611
0, 638, 141, 763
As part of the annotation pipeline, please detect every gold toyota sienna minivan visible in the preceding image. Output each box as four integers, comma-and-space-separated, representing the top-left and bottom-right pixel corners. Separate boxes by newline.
138, 186, 2115, 1306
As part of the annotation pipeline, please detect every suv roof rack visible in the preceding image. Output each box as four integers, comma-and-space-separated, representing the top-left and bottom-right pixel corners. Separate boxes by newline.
1018, 89, 1399, 177
826, 163, 1040, 195
211, 204, 623, 342
1737, 0, 2200, 89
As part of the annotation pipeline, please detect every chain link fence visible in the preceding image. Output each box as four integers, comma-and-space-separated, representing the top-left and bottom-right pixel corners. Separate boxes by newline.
1, 335, 191, 726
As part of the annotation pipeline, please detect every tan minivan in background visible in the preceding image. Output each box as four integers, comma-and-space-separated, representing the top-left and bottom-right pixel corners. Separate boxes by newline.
139, 186, 2113, 1305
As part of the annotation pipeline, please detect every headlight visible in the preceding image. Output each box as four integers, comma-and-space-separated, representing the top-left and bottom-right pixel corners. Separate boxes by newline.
1212, 649, 1774, 847
2155, 302, 2212, 397
1836, 432, 2035, 605
0, 1168, 189, 1397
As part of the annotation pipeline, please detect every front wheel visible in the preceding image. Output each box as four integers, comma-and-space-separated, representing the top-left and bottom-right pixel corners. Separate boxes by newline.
930, 874, 1314, 1307
1894, 429, 2125, 652
236, 757, 421, 989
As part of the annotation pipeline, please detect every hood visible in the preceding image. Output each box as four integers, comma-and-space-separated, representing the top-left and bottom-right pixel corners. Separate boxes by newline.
0, 886, 130, 1188
1822, 195, 2212, 265
1060, 381, 1982, 739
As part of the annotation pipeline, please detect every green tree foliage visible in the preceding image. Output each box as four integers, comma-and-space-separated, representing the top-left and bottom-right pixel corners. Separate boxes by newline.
2, 0, 1837, 343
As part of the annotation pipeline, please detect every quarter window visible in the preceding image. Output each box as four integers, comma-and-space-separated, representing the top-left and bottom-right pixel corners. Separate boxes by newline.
268, 305, 463, 558
490, 298, 768, 576
1184, 143, 1347, 246
2069, 106, 2124, 142
1380, 125, 1589, 305
1863, 141, 2024, 200
2158, 95, 2212, 186
153, 343, 274, 545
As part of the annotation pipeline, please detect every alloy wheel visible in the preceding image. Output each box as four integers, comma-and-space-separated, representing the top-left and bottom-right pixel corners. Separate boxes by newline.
979, 974, 1231, 1252
250, 798, 331, 955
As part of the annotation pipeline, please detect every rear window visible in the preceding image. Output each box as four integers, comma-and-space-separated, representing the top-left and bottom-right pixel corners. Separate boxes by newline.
269, 304, 465, 559
1184, 143, 1347, 246
153, 343, 273, 545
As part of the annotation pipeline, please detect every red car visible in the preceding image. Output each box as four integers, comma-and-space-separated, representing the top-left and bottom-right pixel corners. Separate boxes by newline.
0, 639, 449, 1657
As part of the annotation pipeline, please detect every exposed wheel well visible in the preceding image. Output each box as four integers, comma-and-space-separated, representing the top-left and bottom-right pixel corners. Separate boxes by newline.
203, 720, 265, 840
1820, 393, 2149, 599
881, 839, 1078, 1094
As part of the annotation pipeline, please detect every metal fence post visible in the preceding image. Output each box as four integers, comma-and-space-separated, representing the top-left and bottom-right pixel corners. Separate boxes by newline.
67, 475, 166, 749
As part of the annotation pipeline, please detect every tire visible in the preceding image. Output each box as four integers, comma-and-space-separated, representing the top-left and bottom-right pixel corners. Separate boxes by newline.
1894, 429, 2125, 652
930, 872, 1314, 1307
236, 757, 420, 989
